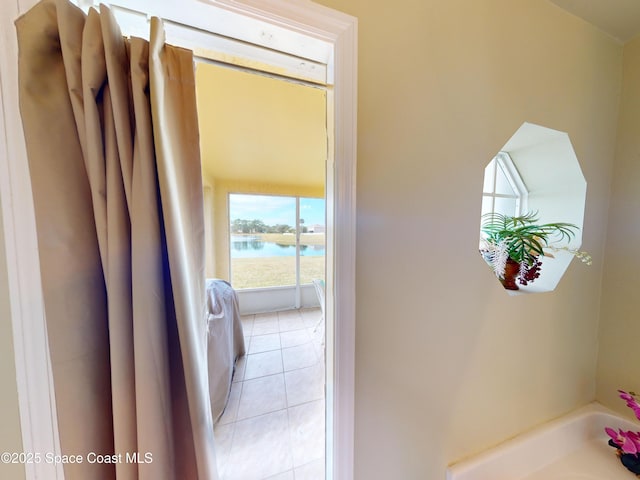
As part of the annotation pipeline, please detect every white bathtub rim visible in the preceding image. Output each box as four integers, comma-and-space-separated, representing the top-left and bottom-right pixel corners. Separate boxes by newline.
446, 402, 640, 480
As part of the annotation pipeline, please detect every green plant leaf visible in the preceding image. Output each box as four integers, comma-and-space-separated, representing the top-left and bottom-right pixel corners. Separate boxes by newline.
480, 211, 578, 265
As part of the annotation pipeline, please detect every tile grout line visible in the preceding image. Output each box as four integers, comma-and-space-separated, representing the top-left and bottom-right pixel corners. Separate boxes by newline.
219, 308, 324, 479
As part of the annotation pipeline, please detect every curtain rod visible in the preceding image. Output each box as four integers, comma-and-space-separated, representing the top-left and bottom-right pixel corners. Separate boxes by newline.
192, 54, 329, 90
174, 18, 329, 88
88, 2, 330, 88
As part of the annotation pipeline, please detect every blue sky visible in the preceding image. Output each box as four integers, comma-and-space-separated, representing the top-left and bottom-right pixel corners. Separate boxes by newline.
229, 194, 325, 227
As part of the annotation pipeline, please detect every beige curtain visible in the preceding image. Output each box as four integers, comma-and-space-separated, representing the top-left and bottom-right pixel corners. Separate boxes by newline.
15, 0, 217, 478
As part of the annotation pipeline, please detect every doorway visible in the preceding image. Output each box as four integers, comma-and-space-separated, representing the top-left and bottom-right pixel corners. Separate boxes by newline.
196, 61, 328, 478
0, 1, 356, 479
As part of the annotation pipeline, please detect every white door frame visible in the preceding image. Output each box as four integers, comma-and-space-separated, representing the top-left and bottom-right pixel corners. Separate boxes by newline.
0, 1, 357, 479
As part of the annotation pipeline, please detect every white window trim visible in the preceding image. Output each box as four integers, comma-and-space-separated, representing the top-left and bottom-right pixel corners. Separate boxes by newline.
483, 151, 529, 216
228, 193, 326, 296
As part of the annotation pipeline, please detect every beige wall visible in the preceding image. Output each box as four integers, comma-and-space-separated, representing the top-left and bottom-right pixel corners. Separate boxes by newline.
596, 35, 640, 416
0, 206, 26, 480
314, 0, 621, 478
0, 1, 634, 480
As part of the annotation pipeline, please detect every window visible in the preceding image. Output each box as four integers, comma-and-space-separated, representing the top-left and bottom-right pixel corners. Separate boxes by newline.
481, 152, 528, 217
229, 193, 325, 289
479, 122, 588, 294
298, 196, 326, 286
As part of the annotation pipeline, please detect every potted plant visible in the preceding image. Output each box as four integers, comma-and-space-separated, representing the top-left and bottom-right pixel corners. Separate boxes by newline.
480, 211, 591, 290
606, 390, 640, 476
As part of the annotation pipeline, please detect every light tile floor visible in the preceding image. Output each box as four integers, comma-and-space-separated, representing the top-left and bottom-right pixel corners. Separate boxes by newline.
215, 308, 325, 480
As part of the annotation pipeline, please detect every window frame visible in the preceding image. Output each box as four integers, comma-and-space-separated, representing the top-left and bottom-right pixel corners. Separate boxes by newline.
482, 151, 529, 217
228, 192, 326, 291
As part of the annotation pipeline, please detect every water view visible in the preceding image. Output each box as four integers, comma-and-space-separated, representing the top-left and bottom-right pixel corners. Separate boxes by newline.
231, 236, 325, 258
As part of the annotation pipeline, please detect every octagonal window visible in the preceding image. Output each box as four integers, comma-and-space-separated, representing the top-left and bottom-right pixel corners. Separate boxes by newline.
479, 122, 589, 294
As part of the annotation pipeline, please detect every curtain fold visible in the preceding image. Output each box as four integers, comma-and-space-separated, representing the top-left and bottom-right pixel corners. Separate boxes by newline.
15, 0, 216, 478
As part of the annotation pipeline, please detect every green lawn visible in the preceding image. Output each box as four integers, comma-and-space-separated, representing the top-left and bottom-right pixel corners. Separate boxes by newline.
231, 256, 325, 289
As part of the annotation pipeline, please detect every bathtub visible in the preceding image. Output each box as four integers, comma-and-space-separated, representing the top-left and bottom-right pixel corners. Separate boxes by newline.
446, 402, 639, 480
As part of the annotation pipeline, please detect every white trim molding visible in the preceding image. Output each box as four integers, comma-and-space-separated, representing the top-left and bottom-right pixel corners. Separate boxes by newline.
1, 0, 64, 478
0, 1, 357, 479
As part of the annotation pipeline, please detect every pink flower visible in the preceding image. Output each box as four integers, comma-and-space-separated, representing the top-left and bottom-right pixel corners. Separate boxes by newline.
622, 431, 640, 455
619, 390, 635, 402
605, 389, 640, 456
607, 427, 640, 455
618, 390, 640, 421
607, 426, 622, 445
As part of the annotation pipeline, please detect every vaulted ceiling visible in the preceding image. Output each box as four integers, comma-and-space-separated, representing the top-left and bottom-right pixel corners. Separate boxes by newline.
549, 0, 640, 43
